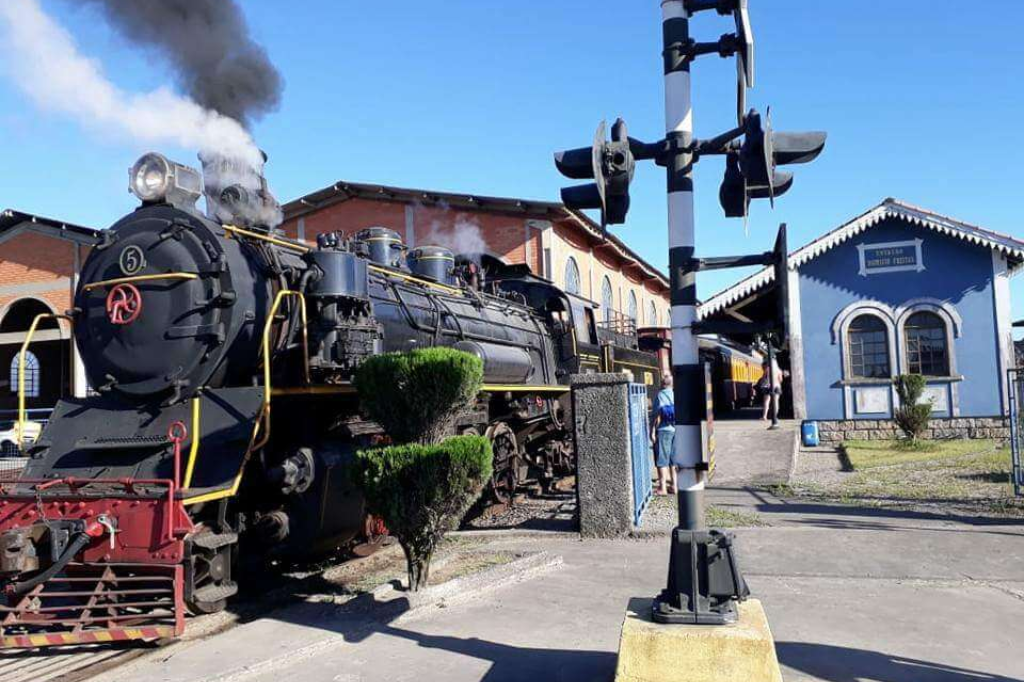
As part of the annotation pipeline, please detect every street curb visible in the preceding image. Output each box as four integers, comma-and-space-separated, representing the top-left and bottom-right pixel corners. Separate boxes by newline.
450, 527, 580, 541
785, 426, 800, 484
395, 550, 564, 622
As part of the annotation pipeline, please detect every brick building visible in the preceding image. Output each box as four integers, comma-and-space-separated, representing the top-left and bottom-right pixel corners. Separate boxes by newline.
280, 182, 671, 329
0, 211, 98, 422
0, 183, 670, 424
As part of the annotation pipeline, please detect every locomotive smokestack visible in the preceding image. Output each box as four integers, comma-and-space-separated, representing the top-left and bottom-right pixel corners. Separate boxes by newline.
79, 0, 283, 129
201, 150, 282, 230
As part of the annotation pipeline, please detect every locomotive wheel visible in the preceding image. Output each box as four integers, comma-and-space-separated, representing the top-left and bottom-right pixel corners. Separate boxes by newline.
185, 529, 239, 615
486, 423, 520, 505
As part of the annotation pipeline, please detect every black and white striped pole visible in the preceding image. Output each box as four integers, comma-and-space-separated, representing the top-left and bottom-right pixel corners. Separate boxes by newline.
662, 0, 705, 533
650, 0, 752, 626
554, 0, 823, 625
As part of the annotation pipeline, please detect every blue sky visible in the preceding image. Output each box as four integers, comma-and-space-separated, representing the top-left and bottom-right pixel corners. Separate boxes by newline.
1, 1, 1022, 320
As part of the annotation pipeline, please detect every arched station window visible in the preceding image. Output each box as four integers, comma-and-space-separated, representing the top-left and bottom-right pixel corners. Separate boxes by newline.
847, 314, 890, 379
904, 311, 949, 376
648, 301, 658, 327
564, 258, 581, 295
601, 276, 614, 323
627, 291, 638, 325
10, 351, 40, 398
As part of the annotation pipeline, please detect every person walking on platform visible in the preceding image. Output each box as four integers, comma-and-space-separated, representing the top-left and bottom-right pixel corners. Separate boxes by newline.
650, 374, 677, 496
760, 355, 784, 423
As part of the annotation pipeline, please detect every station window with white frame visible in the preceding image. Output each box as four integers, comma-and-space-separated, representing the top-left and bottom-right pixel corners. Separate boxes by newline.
847, 314, 890, 379
904, 311, 949, 376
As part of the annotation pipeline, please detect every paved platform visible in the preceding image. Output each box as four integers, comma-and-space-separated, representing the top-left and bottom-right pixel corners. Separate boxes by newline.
104, 502, 1024, 682
711, 418, 799, 489
94, 421, 1024, 682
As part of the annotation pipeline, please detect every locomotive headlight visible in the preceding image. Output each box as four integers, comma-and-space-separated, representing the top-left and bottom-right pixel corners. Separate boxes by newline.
130, 153, 171, 201
129, 153, 204, 211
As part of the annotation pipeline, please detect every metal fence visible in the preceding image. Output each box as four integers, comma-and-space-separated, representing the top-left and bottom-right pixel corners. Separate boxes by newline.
1007, 370, 1024, 497
627, 383, 653, 525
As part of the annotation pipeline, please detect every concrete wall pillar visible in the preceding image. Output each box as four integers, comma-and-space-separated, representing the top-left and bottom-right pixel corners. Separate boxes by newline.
571, 373, 635, 538
786, 267, 807, 420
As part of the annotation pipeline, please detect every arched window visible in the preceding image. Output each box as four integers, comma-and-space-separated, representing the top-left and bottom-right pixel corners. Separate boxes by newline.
564, 258, 581, 295
627, 291, 638, 325
601, 276, 613, 323
904, 311, 949, 376
10, 351, 40, 398
648, 301, 658, 327
847, 315, 890, 379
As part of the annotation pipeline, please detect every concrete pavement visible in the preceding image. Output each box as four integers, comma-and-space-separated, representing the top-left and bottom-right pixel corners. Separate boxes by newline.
96, 419, 1024, 682
711, 417, 798, 488
103, 503, 1024, 682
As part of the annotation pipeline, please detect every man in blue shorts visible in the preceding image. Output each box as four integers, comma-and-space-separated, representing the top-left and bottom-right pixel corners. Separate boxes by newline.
650, 374, 676, 496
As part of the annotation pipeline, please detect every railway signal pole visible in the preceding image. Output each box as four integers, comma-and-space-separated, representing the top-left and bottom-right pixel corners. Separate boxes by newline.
555, 1, 824, 624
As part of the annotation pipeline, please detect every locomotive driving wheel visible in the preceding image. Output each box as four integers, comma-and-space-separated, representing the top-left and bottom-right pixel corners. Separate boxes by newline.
185, 528, 239, 615
486, 422, 520, 505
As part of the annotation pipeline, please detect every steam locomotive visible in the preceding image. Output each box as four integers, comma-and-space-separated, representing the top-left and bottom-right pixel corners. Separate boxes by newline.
0, 153, 663, 647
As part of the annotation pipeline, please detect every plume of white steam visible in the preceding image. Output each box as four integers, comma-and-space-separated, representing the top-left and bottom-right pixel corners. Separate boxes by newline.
0, 0, 263, 170
424, 217, 489, 258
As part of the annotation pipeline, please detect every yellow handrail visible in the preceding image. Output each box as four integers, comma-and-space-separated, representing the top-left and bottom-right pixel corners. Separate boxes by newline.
17, 313, 74, 447
223, 225, 310, 253
181, 397, 202, 489
253, 290, 310, 451
81, 272, 199, 291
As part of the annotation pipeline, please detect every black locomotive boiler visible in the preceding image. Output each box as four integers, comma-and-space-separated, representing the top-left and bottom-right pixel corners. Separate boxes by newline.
0, 152, 662, 646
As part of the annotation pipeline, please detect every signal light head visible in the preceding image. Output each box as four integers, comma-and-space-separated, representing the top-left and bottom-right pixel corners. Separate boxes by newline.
721, 107, 827, 218
554, 118, 636, 228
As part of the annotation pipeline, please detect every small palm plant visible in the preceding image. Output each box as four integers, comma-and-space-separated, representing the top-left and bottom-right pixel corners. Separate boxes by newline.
893, 374, 932, 443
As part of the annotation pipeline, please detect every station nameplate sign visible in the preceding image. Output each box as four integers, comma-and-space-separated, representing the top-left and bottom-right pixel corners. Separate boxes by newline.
857, 239, 924, 276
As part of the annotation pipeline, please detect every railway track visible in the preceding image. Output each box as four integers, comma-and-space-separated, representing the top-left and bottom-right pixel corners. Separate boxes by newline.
0, 539, 406, 682
0, 643, 148, 682
0, 482, 569, 682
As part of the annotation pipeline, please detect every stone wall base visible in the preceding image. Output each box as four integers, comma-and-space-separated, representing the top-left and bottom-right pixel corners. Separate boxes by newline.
816, 417, 1010, 444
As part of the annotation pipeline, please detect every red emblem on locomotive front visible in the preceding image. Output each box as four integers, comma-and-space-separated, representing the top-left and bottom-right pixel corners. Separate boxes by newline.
105, 283, 142, 325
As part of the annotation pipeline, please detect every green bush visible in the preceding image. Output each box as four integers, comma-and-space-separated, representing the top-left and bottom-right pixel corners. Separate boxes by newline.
893, 374, 932, 442
355, 348, 484, 445
354, 435, 493, 591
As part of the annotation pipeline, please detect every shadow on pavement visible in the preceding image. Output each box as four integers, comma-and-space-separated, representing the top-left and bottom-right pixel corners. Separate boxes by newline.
753, 499, 1024, 530
776, 642, 1023, 682
711, 486, 1024, 533
270, 589, 616, 682
382, 626, 616, 682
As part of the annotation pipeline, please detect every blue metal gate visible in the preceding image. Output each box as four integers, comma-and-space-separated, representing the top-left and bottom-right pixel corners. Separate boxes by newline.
627, 383, 654, 525
1007, 370, 1024, 497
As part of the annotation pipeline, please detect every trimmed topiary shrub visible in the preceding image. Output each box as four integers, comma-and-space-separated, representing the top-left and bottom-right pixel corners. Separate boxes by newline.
354, 348, 484, 445
354, 435, 493, 591
893, 374, 932, 442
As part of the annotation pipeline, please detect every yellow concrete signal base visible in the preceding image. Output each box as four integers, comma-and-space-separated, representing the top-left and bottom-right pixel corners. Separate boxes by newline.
614, 598, 783, 682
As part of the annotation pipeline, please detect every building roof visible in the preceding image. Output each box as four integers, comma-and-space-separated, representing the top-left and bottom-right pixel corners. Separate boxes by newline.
699, 198, 1024, 319
0, 209, 100, 246
282, 180, 669, 290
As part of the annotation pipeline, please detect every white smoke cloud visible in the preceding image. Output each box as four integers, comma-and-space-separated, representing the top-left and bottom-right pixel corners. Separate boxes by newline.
423, 216, 489, 257
0, 0, 263, 170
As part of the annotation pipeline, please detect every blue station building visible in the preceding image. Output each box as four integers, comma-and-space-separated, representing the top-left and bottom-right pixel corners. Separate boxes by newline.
699, 199, 1023, 440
